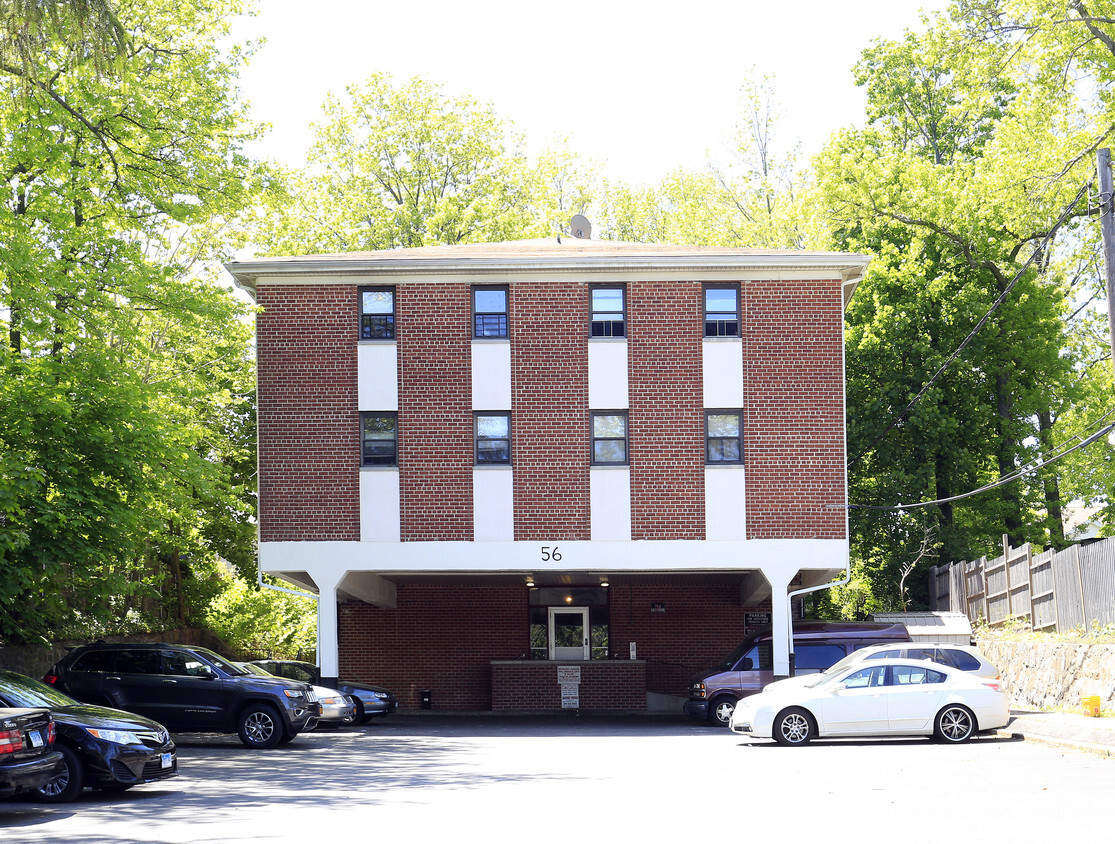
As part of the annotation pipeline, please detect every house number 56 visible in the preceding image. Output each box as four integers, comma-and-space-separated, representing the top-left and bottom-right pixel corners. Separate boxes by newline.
540, 546, 562, 563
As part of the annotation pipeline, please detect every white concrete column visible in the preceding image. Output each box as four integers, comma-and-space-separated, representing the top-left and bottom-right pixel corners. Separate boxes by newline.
762, 559, 801, 678
316, 570, 341, 684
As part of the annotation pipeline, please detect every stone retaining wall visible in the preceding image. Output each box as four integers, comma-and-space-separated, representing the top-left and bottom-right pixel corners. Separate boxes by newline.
977, 639, 1115, 711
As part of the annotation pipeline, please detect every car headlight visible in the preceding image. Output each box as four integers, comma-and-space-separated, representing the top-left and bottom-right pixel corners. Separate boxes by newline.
283, 689, 306, 700
319, 696, 343, 705
372, 691, 388, 699
86, 728, 143, 745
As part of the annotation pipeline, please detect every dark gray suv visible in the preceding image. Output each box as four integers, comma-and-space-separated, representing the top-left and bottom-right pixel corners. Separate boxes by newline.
44, 643, 319, 749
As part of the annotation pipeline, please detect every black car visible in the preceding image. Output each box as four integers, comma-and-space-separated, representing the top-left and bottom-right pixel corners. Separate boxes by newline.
45, 643, 319, 748
250, 660, 398, 723
0, 670, 177, 803
0, 707, 62, 799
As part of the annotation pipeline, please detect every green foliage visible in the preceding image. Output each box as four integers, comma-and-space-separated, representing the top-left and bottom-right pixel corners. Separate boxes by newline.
0, 0, 261, 643
204, 574, 316, 660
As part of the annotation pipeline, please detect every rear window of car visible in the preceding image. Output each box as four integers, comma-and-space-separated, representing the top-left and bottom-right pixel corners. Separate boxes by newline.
71, 650, 115, 672
945, 650, 982, 671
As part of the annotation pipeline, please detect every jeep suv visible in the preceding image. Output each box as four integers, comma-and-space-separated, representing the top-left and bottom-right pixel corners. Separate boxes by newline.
44, 644, 319, 749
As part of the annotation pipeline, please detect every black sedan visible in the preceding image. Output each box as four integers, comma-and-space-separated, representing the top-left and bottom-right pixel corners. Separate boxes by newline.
0, 671, 177, 803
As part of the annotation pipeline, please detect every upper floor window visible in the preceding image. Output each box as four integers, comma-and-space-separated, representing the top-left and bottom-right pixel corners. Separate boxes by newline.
705, 410, 742, 463
590, 286, 626, 337
362, 412, 398, 466
473, 286, 509, 339
475, 412, 511, 464
591, 411, 628, 464
704, 284, 739, 337
360, 287, 396, 340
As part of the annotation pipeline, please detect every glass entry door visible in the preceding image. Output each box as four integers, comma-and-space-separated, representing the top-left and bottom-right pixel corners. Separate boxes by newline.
548, 608, 590, 660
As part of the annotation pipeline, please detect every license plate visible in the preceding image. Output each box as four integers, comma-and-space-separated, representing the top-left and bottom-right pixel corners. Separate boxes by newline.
28, 730, 43, 748
161, 753, 173, 769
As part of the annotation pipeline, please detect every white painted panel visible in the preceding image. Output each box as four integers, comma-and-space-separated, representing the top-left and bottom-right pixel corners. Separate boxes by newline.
358, 343, 398, 411
473, 468, 514, 541
702, 339, 743, 408
588, 341, 628, 409
705, 466, 747, 541
472, 341, 511, 409
590, 468, 631, 540
359, 470, 400, 542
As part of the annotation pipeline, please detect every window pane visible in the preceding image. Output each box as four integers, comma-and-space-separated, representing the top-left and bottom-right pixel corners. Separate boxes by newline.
474, 289, 507, 313
477, 415, 509, 438
591, 288, 623, 314
708, 414, 740, 437
477, 440, 510, 463
708, 439, 740, 462
364, 416, 395, 437
705, 288, 737, 314
362, 290, 394, 314
594, 440, 627, 463
593, 414, 626, 438
363, 415, 397, 465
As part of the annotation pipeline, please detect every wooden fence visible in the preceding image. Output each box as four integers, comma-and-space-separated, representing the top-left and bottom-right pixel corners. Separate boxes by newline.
929, 535, 1115, 632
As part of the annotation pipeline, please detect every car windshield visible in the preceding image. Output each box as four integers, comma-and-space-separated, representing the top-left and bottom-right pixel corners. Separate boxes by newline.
0, 672, 80, 708
194, 647, 247, 675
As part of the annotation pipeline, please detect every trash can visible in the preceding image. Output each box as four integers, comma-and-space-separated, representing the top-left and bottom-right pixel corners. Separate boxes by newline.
1082, 695, 1101, 717
420, 689, 432, 710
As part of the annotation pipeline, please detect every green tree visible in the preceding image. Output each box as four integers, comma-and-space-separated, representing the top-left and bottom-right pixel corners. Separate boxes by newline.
0, 0, 262, 643
817, 7, 1095, 613
248, 73, 581, 256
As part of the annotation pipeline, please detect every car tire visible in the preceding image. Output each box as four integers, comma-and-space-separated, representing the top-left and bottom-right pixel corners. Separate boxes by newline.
934, 704, 975, 743
352, 698, 367, 724
277, 731, 296, 745
773, 707, 814, 746
708, 696, 737, 727
237, 703, 284, 749
34, 743, 85, 803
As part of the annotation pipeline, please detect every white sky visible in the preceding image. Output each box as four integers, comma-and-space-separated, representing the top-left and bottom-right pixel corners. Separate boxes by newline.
232, 0, 952, 185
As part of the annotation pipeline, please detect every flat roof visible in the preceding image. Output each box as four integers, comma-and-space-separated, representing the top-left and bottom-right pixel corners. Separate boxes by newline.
224, 237, 870, 307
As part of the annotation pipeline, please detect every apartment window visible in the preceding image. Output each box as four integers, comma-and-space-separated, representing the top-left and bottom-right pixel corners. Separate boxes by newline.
360, 287, 395, 340
475, 412, 511, 464
591, 411, 628, 465
361, 413, 397, 466
705, 410, 742, 463
704, 284, 740, 337
590, 286, 626, 337
473, 286, 509, 338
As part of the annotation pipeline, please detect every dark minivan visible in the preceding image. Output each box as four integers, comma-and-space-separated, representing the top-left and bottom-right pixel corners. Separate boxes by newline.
45, 643, 319, 749
685, 621, 911, 726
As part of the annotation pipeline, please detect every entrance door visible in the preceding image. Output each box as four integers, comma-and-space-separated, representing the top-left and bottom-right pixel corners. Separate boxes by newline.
549, 608, 590, 660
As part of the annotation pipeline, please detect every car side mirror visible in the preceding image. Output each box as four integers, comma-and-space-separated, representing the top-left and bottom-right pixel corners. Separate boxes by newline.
833, 683, 847, 692
199, 665, 216, 679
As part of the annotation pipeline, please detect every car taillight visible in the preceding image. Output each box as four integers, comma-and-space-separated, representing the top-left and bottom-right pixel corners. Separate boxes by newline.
47, 722, 56, 744
0, 728, 23, 755
982, 680, 1003, 692
42, 672, 58, 685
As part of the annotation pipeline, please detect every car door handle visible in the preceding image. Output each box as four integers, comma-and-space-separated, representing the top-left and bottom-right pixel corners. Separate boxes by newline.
162, 679, 177, 684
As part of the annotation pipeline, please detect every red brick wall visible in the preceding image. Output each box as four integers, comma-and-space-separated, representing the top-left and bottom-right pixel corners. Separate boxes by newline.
256, 284, 359, 541
491, 662, 646, 710
743, 279, 847, 538
628, 281, 705, 539
338, 584, 527, 710
510, 283, 590, 540
397, 284, 473, 540
608, 581, 768, 695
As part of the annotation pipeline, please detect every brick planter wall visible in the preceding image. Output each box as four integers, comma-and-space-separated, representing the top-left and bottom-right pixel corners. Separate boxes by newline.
491, 661, 646, 710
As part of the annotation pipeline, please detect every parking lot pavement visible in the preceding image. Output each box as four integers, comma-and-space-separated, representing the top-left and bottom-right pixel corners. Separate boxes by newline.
2, 712, 1112, 844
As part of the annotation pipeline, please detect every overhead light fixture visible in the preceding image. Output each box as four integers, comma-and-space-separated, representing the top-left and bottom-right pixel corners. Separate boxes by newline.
525, 576, 535, 588
600, 578, 610, 588
564, 595, 573, 604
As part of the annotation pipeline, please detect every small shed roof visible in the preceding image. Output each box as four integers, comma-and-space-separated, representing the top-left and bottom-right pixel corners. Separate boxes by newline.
869, 612, 973, 644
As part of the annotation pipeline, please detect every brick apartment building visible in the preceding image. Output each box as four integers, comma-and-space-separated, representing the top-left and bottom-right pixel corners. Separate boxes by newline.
225, 235, 868, 711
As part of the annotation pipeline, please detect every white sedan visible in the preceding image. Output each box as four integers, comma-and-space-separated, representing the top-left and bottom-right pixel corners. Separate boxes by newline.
729, 658, 1010, 746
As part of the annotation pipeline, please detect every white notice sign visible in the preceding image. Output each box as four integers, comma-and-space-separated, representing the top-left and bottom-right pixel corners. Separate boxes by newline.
556, 666, 581, 685
560, 684, 579, 709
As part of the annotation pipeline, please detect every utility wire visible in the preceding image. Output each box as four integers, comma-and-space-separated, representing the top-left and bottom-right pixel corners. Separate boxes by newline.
847, 415, 1115, 511
847, 176, 1096, 470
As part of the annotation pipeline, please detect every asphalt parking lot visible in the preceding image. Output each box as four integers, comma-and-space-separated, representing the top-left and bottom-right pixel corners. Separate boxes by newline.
3, 713, 1113, 843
